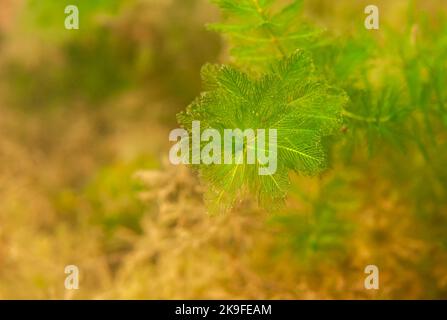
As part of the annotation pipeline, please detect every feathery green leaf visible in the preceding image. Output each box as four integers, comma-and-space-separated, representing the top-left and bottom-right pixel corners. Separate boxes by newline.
178, 50, 347, 211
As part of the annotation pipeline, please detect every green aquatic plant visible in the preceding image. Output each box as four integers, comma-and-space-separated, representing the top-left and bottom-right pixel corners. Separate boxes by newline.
177, 0, 447, 212
178, 50, 347, 210
178, 0, 346, 211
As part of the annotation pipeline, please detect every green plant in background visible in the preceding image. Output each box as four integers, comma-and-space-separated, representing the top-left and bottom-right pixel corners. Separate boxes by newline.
6, 0, 220, 109
22, 0, 123, 39
321, 4, 447, 158
83, 158, 152, 235
207, 0, 323, 69
269, 175, 356, 266
53, 156, 158, 256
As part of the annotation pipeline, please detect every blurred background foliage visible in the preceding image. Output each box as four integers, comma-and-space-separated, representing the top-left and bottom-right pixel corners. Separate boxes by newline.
0, 0, 446, 299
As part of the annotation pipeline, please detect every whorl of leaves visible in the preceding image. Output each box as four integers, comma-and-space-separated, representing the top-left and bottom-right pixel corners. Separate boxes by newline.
208, 0, 323, 68
178, 50, 347, 212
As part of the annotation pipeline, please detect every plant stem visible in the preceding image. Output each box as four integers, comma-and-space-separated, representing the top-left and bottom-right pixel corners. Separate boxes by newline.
251, 0, 287, 57
341, 108, 391, 123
